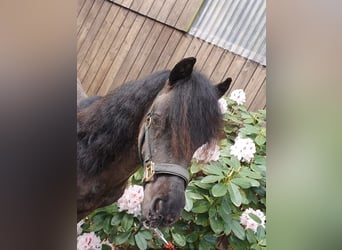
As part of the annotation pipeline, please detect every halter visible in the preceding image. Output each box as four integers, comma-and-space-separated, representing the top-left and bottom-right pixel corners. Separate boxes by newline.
138, 110, 189, 187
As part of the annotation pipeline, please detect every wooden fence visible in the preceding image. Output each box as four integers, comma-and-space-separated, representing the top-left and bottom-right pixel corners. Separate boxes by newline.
77, 0, 266, 111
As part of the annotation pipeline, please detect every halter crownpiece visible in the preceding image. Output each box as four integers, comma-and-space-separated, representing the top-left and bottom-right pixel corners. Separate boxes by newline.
138, 110, 189, 187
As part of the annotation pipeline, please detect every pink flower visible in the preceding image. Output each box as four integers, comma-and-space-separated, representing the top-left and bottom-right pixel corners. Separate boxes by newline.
230, 136, 256, 162
240, 208, 266, 233
117, 185, 144, 217
193, 141, 220, 163
77, 232, 102, 250
229, 89, 246, 105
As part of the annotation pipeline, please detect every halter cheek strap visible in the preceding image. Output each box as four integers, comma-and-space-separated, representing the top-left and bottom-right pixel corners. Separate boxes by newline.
139, 112, 189, 187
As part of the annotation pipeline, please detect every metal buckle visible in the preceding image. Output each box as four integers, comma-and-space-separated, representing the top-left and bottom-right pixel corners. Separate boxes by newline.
143, 161, 155, 183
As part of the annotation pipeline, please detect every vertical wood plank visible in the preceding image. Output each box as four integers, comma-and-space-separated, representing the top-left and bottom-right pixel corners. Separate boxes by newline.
152, 29, 183, 72
165, 0, 188, 27
138, 0, 155, 16
157, 0, 177, 23
109, 18, 155, 91
231, 60, 258, 90
193, 41, 213, 71
138, 26, 174, 79
209, 51, 235, 84
166, 34, 193, 68
88, 11, 137, 95
249, 79, 266, 111
124, 22, 164, 82
183, 37, 203, 58
147, 0, 165, 20
175, 0, 202, 31
224, 55, 246, 95
77, 0, 86, 17
245, 65, 266, 109
78, 4, 120, 78
99, 14, 146, 95
77, 0, 103, 50
77, 0, 110, 62
200, 46, 225, 80
77, 0, 95, 35
82, 7, 129, 92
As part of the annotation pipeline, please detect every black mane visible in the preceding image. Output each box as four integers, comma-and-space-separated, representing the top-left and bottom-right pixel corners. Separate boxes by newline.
164, 71, 223, 159
77, 71, 170, 175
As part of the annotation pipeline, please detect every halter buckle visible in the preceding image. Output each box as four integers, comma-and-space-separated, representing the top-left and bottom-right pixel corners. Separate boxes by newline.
143, 161, 155, 183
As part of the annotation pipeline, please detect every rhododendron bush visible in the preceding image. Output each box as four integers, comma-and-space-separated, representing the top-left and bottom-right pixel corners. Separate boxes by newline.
79, 90, 266, 250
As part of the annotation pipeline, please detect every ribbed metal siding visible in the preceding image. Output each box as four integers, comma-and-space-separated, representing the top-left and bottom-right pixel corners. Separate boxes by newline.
189, 0, 266, 65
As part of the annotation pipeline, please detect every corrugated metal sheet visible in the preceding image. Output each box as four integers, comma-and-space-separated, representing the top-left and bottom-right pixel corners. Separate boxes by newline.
189, 0, 266, 65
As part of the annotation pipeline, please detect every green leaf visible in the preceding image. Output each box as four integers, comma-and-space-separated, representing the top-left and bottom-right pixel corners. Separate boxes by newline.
114, 231, 131, 245
246, 229, 257, 243
184, 193, 193, 212
232, 177, 260, 188
102, 244, 112, 250
195, 213, 209, 226
201, 164, 223, 176
255, 135, 266, 146
211, 183, 228, 197
186, 191, 203, 200
201, 175, 224, 183
224, 220, 232, 235
240, 124, 259, 135
190, 163, 201, 174
139, 230, 153, 240
256, 226, 266, 241
231, 177, 252, 188
203, 234, 217, 245
249, 213, 262, 224
134, 232, 147, 250
103, 216, 112, 234
186, 231, 198, 243
194, 180, 212, 190
220, 195, 232, 214
110, 213, 122, 226
199, 238, 216, 250
172, 231, 186, 247
227, 157, 241, 171
209, 213, 224, 234
254, 155, 266, 165
192, 200, 210, 213
240, 168, 263, 179
231, 220, 245, 240
121, 214, 134, 231
244, 118, 255, 124
228, 182, 242, 207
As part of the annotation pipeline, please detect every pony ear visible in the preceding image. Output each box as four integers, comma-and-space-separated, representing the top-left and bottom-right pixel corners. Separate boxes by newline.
216, 77, 232, 98
169, 57, 196, 85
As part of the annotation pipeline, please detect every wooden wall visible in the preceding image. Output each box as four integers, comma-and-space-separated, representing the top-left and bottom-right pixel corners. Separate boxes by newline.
77, 0, 266, 111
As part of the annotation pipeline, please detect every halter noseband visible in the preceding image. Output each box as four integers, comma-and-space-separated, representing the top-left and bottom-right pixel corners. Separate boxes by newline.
138, 111, 189, 187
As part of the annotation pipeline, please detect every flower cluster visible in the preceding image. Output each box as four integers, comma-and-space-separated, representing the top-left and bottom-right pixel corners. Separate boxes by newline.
77, 232, 114, 250
77, 232, 102, 250
230, 136, 256, 162
218, 98, 228, 114
193, 142, 220, 163
229, 89, 246, 105
117, 185, 144, 217
240, 208, 266, 233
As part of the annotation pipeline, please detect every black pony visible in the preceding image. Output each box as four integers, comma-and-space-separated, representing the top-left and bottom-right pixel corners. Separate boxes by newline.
77, 57, 231, 227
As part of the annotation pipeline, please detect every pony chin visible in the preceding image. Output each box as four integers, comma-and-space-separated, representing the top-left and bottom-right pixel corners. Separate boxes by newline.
141, 175, 185, 228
